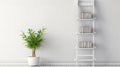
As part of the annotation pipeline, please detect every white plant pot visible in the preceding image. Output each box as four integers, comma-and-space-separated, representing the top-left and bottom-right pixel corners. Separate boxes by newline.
27, 57, 39, 66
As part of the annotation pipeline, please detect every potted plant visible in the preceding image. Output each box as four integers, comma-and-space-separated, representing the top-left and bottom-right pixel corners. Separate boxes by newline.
21, 28, 45, 66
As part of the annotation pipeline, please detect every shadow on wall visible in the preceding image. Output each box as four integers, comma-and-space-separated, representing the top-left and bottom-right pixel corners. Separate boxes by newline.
95, 0, 110, 62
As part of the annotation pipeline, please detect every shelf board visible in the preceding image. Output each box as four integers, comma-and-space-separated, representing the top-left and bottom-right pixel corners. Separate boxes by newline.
77, 32, 96, 35
75, 47, 95, 49
76, 17, 96, 21
77, 48, 94, 49
74, 59, 95, 61
79, 3, 94, 7
78, 0, 94, 2
78, 59, 93, 61
77, 55, 94, 57
79, 19, 94, 21
75, 46, 96, 49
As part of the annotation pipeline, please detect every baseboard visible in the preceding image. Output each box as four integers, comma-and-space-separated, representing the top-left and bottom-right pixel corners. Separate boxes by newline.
0, 62, 120, 66
0, 58, 120, 66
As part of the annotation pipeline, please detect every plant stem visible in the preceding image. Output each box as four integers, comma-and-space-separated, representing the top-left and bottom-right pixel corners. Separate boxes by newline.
32, 48, 36, 57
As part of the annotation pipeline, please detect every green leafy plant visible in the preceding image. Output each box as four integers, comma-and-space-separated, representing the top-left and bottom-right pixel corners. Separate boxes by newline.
21, 28, 46, 57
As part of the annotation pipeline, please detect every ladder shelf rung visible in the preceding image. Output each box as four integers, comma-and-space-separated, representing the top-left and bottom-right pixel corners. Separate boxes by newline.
76, 17, 96, 21
77, 32, 96, 35
77, 55, 94, 57
79, 4, 94, 7
79, 18, 95, 21
74, 59, 96, 61
78, 0, 94, 7
75, 47, 95, 49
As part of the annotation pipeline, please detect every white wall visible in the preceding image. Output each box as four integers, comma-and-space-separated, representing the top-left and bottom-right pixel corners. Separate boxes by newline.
95, 0, 120, 63
0, 0, 76, 63
0, 0, 120, 63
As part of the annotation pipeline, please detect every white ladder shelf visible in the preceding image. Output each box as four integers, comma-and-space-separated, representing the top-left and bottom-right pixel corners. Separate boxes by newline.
75, 0, 96, 67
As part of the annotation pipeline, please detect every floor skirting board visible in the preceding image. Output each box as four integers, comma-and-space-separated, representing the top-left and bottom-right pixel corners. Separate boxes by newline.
0, 65, 120, 67
0, 62, 120, 66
